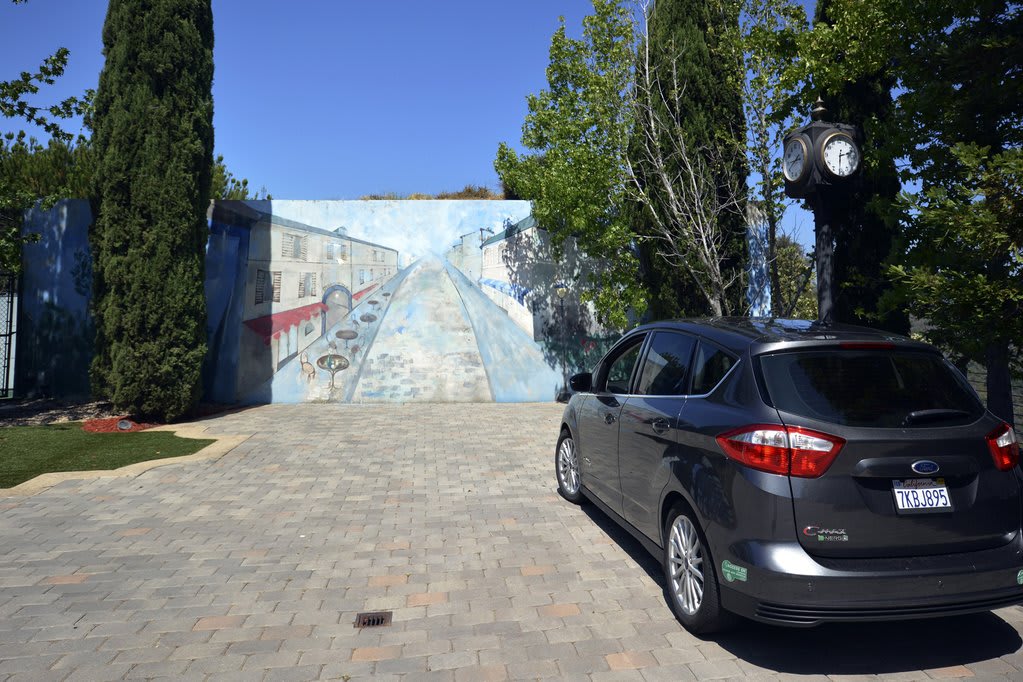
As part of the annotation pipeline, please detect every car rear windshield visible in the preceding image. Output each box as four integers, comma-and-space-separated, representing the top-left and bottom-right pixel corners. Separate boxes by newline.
758, 348, 984, 428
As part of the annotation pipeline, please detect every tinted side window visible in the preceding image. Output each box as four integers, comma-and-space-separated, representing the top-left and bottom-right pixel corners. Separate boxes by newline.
605, 342, 643, 394
636, 332, 696, 396
601, 347, 642, 394
691, 342, 736, 395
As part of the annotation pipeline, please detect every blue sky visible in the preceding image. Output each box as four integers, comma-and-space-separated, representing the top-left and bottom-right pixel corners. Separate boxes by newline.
1, 0, 816, 247
2, 1, 597, 198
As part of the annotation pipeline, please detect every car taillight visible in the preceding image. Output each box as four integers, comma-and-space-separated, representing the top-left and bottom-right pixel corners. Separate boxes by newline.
716, 425, 845, 478
986, 423, 1020, 471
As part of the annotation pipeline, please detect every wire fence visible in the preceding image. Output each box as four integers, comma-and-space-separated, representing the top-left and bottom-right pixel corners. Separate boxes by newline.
966, 363, 1023, 435
0, 272, 15, 398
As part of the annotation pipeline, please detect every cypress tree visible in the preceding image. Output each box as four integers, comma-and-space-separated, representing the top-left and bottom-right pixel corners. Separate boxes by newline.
814, 0, 907, 333
90, 0, 214, 421
634, 0, 748, 318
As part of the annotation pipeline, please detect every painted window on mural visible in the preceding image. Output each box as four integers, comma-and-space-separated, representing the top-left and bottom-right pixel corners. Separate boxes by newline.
325, 243, 334, 261
484, 245, 507, 267
255, 269, 282, 304
359, 269, 366, 284
304, 322, 315, 335
298, 272, 317, 298
282, 234, 308, 260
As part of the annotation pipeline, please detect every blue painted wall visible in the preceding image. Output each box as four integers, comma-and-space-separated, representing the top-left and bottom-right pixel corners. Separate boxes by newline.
16, 199, 94, 398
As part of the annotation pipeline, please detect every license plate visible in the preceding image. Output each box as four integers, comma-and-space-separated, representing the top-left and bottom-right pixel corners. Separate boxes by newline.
892, 478, 952, 511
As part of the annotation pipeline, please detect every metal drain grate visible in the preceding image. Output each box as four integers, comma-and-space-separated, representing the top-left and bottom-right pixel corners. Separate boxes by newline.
354, 611, 393, 628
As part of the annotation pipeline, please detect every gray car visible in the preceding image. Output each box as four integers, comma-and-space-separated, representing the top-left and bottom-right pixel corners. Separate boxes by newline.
555, 318, 1023, 633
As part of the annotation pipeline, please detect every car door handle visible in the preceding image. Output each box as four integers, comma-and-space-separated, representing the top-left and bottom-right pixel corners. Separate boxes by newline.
651, 418, 670, 434
604, 412, 617, 425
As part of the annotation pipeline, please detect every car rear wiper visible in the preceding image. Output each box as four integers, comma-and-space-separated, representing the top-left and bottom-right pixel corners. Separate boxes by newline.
902, 408, 972, 426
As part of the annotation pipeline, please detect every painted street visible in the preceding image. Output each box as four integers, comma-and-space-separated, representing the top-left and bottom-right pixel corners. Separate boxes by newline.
351, 257, 491, 402
265, 257, 561, 403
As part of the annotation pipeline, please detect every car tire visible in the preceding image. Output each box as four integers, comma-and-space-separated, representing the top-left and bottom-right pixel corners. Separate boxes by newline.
663, 502, 735, 634
555, 430, 584, 504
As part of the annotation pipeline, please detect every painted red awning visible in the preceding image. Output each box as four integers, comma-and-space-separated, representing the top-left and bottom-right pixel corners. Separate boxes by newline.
353, 283, 378, 301
244, 302, 327, 345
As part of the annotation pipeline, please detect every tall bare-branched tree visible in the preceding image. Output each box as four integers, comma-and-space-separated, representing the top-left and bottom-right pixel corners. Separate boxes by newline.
627, 1, 747, 316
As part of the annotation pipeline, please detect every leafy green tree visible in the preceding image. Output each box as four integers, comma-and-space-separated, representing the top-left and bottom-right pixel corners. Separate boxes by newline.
891, 147, 1022, 423
2, 0, 93, 273
629, 0, 749, 318
90, 0, 215, 421
738, 0, 806, 316
495, 0, 643, 328
813, 0, 906, 334
211, 154, 270, 200
774, 233, 816, 319
1, 133, 93, 273
794, 0, 1022, 422
1, 49, 90, 146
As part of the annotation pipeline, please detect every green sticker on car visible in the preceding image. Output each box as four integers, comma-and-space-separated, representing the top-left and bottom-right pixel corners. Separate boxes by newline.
721, 560, 748, 583
1016, 569, 1023, 586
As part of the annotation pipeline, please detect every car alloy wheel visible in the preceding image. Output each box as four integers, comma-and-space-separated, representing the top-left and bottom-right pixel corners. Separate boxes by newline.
668, 514, 704, 615
662, 504, 734, 633
556, 432, 582, 503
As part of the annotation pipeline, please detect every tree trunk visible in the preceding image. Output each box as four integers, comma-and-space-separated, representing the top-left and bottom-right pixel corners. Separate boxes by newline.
985, 341, 1015, 426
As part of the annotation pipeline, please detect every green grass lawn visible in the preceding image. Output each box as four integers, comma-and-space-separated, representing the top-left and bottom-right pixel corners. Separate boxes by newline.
0, 423, 215, 489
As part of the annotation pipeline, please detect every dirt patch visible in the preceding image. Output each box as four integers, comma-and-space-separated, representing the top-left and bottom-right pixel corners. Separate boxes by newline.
0, 399, 120, 427
0, 399, 234, 428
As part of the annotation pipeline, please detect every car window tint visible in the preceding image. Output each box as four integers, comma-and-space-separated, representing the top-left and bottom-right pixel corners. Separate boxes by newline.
605, 342, 643, 394
691, 342, 736, 395
759, 349, 983, 427
636, 332, 696, 396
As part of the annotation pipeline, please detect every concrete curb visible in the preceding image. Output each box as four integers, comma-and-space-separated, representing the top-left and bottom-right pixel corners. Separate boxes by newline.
0, 424, 250, 497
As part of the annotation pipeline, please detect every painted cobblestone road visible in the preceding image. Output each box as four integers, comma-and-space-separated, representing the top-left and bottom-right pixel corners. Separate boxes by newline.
267, 256, 560, 403
3, 403, 1023, 680
351, 258, 492, 403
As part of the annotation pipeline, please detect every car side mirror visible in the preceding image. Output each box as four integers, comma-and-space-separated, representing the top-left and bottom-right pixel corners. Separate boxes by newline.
569, 372, 592, 393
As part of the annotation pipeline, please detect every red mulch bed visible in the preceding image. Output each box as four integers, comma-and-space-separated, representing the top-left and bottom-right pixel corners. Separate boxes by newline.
81, 417, 160, 433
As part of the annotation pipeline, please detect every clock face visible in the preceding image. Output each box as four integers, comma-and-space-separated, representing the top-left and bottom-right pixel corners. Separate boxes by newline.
783, 138, 807, 182
822, 133, 860, 177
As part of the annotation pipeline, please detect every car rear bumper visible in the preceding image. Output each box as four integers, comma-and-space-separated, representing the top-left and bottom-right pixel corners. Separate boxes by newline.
717, 535, 1023, 627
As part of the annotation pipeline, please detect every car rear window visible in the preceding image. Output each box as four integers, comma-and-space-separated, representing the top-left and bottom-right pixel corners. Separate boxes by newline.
758, 349, 983, 428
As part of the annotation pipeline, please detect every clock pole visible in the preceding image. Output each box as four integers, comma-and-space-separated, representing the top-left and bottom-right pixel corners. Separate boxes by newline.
811, 193, 835, 323
781, 98, 862, 323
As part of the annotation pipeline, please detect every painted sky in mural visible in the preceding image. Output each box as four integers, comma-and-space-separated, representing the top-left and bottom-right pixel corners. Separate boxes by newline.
270, 200, 531, 263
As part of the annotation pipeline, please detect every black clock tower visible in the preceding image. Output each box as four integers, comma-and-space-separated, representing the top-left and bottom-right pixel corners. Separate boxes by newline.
782, 98, 862, 323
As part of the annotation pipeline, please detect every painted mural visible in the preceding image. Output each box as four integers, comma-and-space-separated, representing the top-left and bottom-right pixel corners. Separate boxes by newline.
15, 199, 616, 404
206, 200, 616, 405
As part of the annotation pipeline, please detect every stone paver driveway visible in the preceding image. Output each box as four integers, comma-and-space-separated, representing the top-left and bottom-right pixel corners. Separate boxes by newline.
3, 403, 1023, 681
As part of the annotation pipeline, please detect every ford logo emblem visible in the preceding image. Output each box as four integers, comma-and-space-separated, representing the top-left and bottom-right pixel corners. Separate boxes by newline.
911, 460, 940, 475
